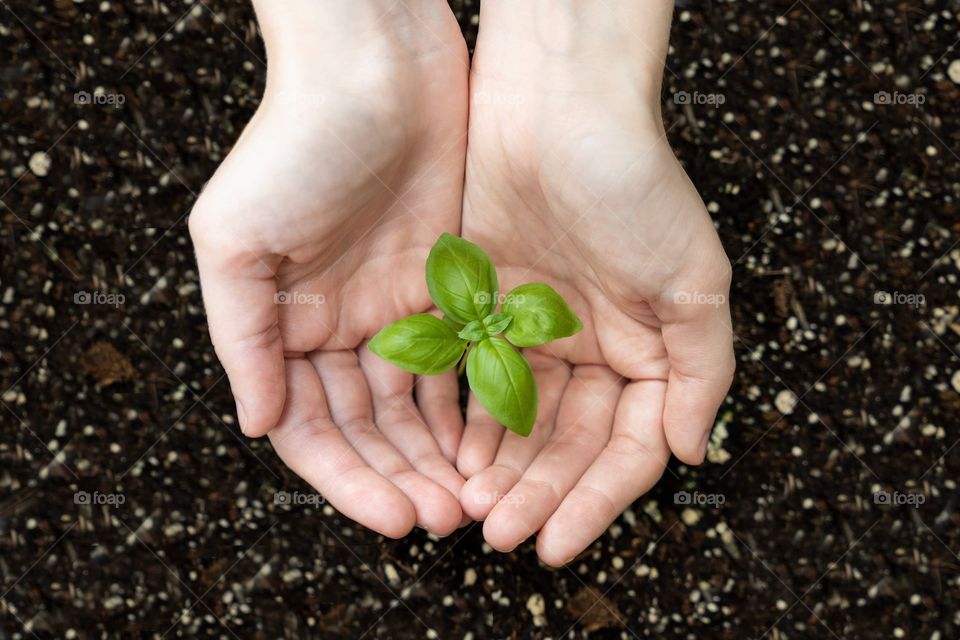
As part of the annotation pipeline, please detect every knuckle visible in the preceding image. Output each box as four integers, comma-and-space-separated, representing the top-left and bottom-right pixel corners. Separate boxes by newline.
715, 258, 733, 290
211, 319, 282, 363
721, 357, 737, 386
188, 192, 250, 259
187, 196, 218, 243
700, 250, 733, 293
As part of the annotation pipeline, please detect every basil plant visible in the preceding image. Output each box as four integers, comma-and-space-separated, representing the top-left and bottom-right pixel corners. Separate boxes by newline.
368, 233, 582, 436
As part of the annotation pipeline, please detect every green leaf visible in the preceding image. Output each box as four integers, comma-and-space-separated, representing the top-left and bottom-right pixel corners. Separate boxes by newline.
368, 314, 466, 376
482, 311, 513, 336
457, 320, 486, 342
502, 283, 583, 347
425, 233, 499, 324
442, 315, 465, 332
466, 337, 537, 436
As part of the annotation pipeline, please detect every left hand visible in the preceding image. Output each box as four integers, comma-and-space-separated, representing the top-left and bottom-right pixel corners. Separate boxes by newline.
189, 0, 471, 537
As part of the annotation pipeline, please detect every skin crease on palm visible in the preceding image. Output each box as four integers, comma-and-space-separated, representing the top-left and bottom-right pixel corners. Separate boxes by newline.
189, 0, 734, 565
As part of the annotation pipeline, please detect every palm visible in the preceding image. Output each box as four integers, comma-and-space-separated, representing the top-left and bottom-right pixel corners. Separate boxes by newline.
456, 57, 733, 564
190, 24, 471, 537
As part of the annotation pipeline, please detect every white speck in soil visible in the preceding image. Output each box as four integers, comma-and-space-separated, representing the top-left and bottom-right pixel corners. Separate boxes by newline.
384, 563, 400, 587
28, 151, 51, 177
526, 593, 546, 626
774, 389, 798, 415
948, 59, 960, 84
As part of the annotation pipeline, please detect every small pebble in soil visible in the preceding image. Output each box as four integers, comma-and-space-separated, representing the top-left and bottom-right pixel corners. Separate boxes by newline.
28, 151, 51, 176
948, 59, 960, 84
384, 564, 400, 587
774, 389, 798, 415
526, 593, 546, 627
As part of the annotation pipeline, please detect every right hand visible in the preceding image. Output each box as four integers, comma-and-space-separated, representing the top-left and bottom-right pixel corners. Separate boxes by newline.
456, 0, 735, 563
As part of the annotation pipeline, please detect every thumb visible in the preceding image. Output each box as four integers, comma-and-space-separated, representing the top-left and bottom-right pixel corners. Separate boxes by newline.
190, 213, 286, 438
657, 271, 735, 465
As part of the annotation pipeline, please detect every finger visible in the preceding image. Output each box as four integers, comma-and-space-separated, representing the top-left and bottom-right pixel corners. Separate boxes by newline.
360, 348, 465, 528
536, 379, 669, 566
659, 267, 735, 465
415, 369, 464, 464
315, 351, 461, 536
190, 213, 284, 438
457, 390, 506, 478
268, 358, 416, 538
460, 354, 570, 520
482, 366, 623, 552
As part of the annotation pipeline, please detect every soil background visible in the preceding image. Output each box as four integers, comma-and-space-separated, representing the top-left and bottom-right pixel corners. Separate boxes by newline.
2, 1, 959, 638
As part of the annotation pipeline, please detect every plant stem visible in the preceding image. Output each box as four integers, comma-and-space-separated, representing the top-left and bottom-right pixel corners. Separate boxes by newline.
458, 342, 472, 376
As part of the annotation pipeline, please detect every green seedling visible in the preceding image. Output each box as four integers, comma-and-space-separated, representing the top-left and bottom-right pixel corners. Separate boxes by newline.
368, 233, 582, 436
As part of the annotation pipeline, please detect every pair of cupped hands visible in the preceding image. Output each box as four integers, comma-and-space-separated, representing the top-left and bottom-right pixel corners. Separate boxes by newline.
188, 0, 733, 565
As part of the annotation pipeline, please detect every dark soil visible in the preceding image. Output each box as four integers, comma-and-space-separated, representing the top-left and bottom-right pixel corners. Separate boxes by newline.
2, 0, 959, 638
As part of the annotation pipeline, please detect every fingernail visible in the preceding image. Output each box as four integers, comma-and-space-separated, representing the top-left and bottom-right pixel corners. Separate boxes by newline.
698, 429, 712, 463
236, 400, 247, 435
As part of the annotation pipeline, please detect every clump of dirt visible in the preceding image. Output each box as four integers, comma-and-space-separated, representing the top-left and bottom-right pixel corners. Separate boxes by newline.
79, 342, 135, 386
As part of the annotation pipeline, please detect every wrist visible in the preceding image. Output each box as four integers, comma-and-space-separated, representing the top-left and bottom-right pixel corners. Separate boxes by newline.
475, 0, 673, 108
253, 0, 456, 87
